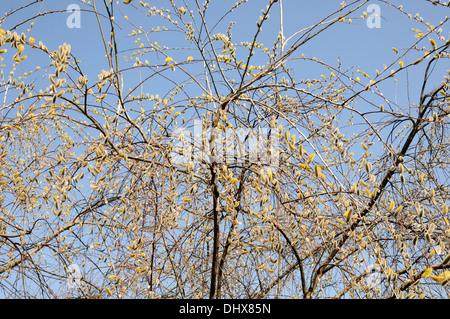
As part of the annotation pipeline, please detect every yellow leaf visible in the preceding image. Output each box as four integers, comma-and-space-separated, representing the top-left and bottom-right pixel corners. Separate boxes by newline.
430, 38, 437, 51
430, 271, 450, 282
443, 253, 450, 265
267, 168, 273, 181
314, 164, 321, 178
187, 56, 193, 63
164, 56, 173, 65
343, 208, 353, 222
105, 287, 113, 296
412, 57, 423, 65
394, 205, 403, 216
422, 268, 433, 278
392, 47, 399, 54
389, 201, 395, 212
299, 144, 305, 154
288, 141, 296, 150
256, 263, 266, 270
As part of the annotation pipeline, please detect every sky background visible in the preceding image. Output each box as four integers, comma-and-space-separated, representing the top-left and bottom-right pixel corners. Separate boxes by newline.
1, 0, 448, 112
2, 0, 448, 141
1, 0, 449, 297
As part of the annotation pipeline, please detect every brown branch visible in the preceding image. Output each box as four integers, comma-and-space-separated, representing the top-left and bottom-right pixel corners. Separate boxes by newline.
272, 221, 307, 297
208, 161, 221, 299
216, 167, 247, 298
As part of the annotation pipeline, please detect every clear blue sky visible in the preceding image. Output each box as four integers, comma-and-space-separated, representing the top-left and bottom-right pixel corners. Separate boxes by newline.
1, 0, 449, 297
3, 0, 448, 106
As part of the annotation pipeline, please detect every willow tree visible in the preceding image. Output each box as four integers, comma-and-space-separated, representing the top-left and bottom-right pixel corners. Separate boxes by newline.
0, 0, 450, 299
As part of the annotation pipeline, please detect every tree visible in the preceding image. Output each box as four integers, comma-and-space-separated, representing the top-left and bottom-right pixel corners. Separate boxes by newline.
0, 0, 449, 299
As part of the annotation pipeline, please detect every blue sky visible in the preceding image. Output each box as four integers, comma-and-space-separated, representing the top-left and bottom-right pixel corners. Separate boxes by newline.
3, 0, 448, 111
1, 0, 450, 298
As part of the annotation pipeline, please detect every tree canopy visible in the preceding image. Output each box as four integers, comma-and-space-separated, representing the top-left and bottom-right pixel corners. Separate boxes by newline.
0, 0, 450, 299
